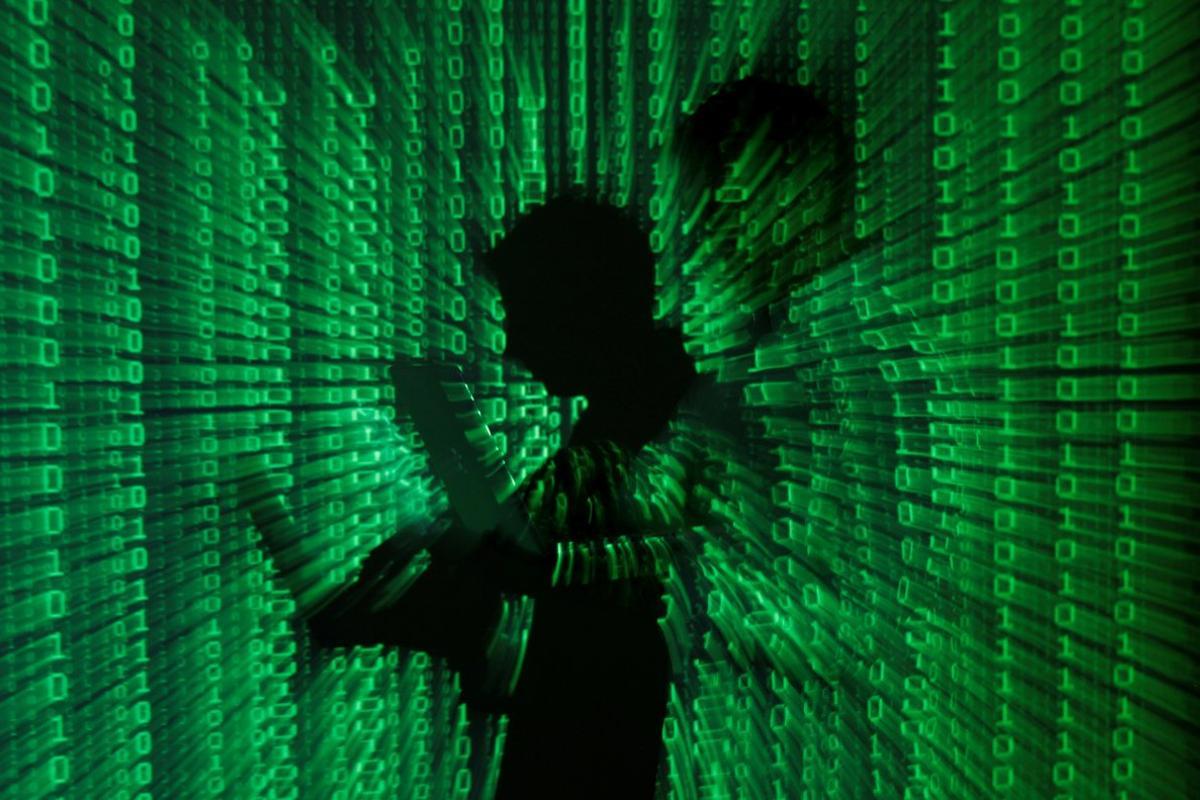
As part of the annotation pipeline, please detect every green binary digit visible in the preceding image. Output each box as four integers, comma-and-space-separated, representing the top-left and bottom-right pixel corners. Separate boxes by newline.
1, 1, 1197, 798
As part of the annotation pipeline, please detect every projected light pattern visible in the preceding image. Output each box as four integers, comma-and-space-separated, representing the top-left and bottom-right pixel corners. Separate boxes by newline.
2, 1, 1197, 799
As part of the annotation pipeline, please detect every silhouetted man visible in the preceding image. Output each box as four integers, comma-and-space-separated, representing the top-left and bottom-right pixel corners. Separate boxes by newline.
242, 77, 849, 799
472, 196, 701, 798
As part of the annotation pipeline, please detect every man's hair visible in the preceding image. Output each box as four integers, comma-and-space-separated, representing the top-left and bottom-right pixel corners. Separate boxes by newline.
479, 195, 657, 332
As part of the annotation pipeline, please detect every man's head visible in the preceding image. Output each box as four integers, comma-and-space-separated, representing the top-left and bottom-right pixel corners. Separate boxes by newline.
480, 197, 658, 396
479, 79, 851, 391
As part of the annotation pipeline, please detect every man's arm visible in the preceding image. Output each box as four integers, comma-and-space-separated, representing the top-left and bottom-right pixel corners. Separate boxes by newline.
303, 540, 505, 667
505, 413, 729, 591
517, 372, 738, 545
236, 466, 503, 658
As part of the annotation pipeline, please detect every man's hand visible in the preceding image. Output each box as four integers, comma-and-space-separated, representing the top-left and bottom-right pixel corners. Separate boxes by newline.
461, 525, 554, 597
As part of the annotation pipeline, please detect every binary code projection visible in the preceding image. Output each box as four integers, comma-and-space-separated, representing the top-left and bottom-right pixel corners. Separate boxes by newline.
2, 1, 1198, 799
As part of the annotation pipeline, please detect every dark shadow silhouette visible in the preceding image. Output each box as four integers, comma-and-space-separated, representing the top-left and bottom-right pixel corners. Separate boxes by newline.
244, 77, 851, 800
674, 76, 852, 217
673, 77, 854, 341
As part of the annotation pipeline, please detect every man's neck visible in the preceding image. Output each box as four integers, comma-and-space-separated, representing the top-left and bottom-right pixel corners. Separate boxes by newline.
572, 328, 696, 449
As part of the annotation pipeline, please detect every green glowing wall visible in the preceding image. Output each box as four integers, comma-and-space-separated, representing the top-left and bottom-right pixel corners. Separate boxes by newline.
2, 0, 1197, 798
